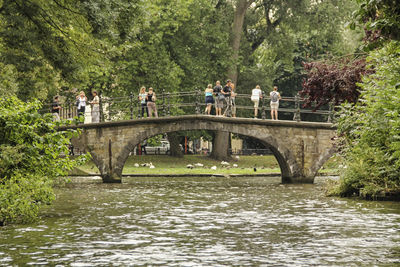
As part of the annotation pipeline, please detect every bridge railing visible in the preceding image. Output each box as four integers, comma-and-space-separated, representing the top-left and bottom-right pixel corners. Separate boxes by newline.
41, 90, 333, 123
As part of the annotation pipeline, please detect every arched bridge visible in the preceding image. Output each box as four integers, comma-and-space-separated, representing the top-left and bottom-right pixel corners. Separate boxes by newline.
67, 115, 336, 183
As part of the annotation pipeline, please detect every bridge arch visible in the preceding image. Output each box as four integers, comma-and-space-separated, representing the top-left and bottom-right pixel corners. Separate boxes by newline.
113, 121, 301, 181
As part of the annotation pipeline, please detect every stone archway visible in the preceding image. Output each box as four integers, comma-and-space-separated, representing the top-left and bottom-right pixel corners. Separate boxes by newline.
113, 122, 299, 182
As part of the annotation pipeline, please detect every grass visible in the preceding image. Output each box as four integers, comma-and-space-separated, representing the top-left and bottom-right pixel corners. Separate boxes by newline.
74, 154, 340, 176
76, 154, 280, 175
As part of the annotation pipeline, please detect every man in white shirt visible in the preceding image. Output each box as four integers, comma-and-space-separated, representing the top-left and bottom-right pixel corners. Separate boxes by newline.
251, 85, 262, 118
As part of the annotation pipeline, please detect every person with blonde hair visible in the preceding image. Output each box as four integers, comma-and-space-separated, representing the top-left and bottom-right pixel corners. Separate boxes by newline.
76, 91, 87, 120
204, 84, 214, 115
251, 85, 262, 118
138, 86, 149, 118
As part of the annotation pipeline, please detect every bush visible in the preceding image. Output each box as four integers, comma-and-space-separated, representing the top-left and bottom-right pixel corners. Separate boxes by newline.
0, 97, 88, 225
329, 41, 400, 199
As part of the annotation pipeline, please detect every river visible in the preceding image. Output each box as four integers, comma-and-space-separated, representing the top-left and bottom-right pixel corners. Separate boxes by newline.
0, 176, 399, 266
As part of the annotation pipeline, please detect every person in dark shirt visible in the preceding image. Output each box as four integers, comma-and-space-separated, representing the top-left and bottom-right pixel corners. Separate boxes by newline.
222, 80, 233, 117
52, 96, 61, 121
213, 81, 223, 116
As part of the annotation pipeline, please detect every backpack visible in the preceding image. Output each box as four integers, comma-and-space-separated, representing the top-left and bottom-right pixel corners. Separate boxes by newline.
271, 91, 279, 102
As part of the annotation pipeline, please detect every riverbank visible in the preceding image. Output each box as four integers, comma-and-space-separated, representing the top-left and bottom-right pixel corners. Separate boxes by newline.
71, 154, 340, 176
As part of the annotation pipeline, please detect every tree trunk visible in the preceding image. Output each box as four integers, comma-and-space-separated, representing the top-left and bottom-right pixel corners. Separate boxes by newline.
227, 0, 254, 85
167, 132, 183, 158
210, 131, 231, 160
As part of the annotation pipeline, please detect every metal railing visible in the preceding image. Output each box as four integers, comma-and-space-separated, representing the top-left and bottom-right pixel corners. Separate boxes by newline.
42, 90, 334, 123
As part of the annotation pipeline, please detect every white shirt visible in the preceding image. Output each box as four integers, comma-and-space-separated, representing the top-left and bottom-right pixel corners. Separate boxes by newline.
251, 88, 262, 101
251, 88, 262, 98
270, 91, 281, 103
78, 96, 86, 109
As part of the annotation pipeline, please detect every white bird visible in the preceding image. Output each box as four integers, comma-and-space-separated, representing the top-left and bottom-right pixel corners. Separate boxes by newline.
211, 166, 217, 170
134, 163, 139, 167
194, 163, 204, 167
186, 164, 194, 169
233, 164, 238, 168
235, 156, 240, 160
221, 161, 230, 166
149, 162, 155, 168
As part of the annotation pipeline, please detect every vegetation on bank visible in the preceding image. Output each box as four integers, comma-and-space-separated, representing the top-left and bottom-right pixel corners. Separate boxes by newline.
0, 98, 88, 225
327, 41, 400, 199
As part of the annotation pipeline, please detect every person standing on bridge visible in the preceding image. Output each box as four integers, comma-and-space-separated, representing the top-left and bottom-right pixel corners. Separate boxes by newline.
205, 84, 214, 115
146, 87, 158, 118
222, 79, 233, 117
139, 86, 149, 118
251, 85, 263, 119
213, 81, 223, 116
52, 96, 62, 121
89, 91, 100, 123
76, 91, 87, 122
270, 86, 281, 120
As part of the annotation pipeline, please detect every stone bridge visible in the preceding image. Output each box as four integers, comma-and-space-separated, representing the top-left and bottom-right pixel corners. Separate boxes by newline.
67, 115, 336, 183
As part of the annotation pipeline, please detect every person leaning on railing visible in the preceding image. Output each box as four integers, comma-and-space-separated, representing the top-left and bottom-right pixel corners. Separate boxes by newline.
204, 84, 214, 115
222, 79, 233, 117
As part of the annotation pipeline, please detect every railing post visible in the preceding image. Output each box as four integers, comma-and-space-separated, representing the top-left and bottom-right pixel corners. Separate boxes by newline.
195, 89, 201, 115
108, 97, 111, 121
327, 101, 334, 123
261, 91, 266, 119
293, 92, 301, 122
167, 92, 171, 116
137, 93, 141, 119
162, 89, 166, 117
100, 95, 104, 122
130, 92, 134, 120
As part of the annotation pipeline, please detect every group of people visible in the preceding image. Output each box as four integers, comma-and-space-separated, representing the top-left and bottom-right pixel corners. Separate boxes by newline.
52, 90, 100, 123
138, 86, 158, 118
205, 81, 282, 120
205, 80, 238, 117
52, 83, 282, 122
250, 85, 281, 120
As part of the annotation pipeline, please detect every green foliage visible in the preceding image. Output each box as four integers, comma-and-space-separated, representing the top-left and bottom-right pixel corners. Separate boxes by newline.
0, 97, 88, 225
331, 41, 400, 199
353, 0, 400, 47
239, 0, 361, 96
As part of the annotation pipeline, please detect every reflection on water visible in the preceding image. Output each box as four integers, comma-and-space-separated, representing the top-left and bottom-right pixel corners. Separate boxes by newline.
0, 176, 399, 266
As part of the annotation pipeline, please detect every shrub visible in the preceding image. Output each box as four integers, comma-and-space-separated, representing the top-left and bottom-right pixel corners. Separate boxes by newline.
0, 97, 88, 225
329, 41, 400, 199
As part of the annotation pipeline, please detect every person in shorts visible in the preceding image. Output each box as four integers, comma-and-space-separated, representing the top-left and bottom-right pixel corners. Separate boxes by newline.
270, 86, 281, 120
205, 84, 214, 115
213, 81, 223, 116
251, 85, 262, 118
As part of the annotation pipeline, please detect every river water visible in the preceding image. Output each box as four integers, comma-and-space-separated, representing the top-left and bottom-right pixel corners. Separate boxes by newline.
0, 176, 399, 266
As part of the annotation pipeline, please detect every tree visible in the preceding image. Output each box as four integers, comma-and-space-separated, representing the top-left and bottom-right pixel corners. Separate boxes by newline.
0, 97, 88, 225
352, 0, 400, 48
300, 57, 373, 109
